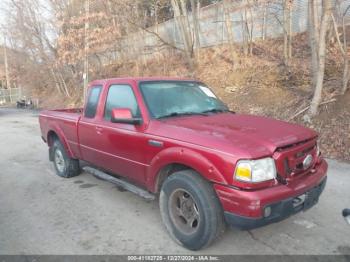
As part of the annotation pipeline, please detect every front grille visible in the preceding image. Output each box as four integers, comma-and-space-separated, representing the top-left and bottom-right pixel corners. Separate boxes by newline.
273, 138, 317, 181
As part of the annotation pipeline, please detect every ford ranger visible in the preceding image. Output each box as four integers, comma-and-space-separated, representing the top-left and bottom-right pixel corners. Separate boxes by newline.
39, 77, 328, 250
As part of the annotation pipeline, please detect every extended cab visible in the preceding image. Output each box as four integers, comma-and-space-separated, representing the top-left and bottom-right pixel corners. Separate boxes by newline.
39, 77, 328, 250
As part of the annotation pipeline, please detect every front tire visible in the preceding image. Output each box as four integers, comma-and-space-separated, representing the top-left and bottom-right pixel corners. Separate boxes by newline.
159, 170, 225, 250
52, 140, 80, 178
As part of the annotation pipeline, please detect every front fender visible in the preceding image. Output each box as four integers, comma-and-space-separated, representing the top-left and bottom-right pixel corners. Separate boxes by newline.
147, 147, 228, 192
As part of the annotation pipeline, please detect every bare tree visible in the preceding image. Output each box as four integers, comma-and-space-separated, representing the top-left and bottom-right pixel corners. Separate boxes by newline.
283, 0, 293, 65
3, 36, 11, 92
261, 2, 268, 40
240, 2, 254, 56
309, 0, 334, 116
4, 0, 72, 97
308, 0, 320, 88
331, 3, 350, 94
171, 0, 195, 70
190, 0, 201, 52
223, 0, 238, 66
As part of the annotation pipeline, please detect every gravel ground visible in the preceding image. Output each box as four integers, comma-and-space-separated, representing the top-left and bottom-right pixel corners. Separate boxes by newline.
0, 108, 349, 255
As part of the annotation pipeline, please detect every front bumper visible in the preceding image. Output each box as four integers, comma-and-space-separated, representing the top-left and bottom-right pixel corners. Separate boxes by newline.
224, 177, 326, 229
214, 159, 328, 230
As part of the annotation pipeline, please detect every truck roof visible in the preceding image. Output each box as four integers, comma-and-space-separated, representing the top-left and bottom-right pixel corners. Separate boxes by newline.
89, 77, 198, 87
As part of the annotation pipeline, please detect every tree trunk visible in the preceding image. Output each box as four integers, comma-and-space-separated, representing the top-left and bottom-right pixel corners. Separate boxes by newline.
341, 16, 349, 94
223, 0, 238, 67
58, 71, 71, 97
190, 0, 201, 51
107, 0, 119, 62
262, 3, 267, 40
241, 9, 249, 56
308, 0, 319, 88
3, 37, 11, 95
331, 12, 349, 94
154, 1, 161, 63
171, 0, 194, 70
288, 1, 292, 59
283, 0, 293, 65
83, 0, 90, 100
50, 68, 63, 95
248, 5, 254, 56
309, 0, 333, 116
342, 56, 349, 94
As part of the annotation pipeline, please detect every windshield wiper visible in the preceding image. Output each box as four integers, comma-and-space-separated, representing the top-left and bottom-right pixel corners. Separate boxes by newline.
156, 111, 208, 119
201, 108, 232, 114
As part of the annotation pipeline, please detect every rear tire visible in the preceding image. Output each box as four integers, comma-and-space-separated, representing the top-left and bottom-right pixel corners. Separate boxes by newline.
159, 170, 225, 250
52, 139, 80, 178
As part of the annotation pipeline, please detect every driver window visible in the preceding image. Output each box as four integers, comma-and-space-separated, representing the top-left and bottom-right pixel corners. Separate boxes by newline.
104, 84, 140, 120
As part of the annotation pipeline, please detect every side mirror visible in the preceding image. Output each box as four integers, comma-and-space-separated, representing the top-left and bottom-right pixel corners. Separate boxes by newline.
343, 209, 350, 225
111, 108, 142, 125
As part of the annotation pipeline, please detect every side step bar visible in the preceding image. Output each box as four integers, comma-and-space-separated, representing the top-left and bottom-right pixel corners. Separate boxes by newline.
83, 167, 155, 201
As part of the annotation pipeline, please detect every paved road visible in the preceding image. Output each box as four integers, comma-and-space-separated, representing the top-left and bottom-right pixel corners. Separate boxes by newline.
0, 108, 349, 255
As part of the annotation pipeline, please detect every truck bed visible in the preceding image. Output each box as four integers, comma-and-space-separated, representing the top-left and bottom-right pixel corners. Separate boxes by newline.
39, 108, 83, 159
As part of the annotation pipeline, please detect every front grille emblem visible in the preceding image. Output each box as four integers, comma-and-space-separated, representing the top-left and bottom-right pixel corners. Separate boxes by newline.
303, 154, 313, 170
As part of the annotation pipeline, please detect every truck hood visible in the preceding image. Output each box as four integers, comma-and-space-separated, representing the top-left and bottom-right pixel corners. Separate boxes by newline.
149, 113, 317, 158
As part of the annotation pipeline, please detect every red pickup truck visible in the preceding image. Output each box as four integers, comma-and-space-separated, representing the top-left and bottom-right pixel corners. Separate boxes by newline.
39, 77, 327, 250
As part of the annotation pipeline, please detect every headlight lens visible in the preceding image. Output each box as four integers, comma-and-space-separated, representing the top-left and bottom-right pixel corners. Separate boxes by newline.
235, 158, 276, 183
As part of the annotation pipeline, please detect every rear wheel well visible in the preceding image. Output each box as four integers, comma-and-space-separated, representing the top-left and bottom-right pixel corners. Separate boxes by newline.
155, 163, 195, 193
47, 131, 59, 147
47, 131, 60, 161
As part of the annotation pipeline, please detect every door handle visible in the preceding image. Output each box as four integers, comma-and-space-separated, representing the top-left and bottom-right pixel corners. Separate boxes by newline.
95, 126, 103, 134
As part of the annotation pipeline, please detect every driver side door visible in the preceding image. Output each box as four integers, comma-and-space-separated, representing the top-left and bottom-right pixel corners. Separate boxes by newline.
93, 84, 148, 186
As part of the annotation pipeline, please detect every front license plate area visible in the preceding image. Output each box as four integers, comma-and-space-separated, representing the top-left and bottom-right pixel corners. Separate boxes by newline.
303, 187, 320, 210
293, 194, 306, 209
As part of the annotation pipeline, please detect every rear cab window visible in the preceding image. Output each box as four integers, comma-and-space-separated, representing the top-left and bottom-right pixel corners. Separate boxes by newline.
84, 86, 102, 118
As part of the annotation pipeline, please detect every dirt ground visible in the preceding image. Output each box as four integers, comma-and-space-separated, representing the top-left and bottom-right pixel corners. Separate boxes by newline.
0, 108, 350, 255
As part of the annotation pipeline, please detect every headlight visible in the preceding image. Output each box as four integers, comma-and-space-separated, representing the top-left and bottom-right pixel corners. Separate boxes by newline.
234, 158, 276, 183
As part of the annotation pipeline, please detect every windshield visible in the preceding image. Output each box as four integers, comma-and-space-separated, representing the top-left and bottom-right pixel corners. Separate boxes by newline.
139, 81, 229, 119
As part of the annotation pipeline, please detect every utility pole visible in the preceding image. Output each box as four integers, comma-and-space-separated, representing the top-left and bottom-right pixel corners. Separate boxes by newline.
3, 35, 11, 103
83, 0, 90, 100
